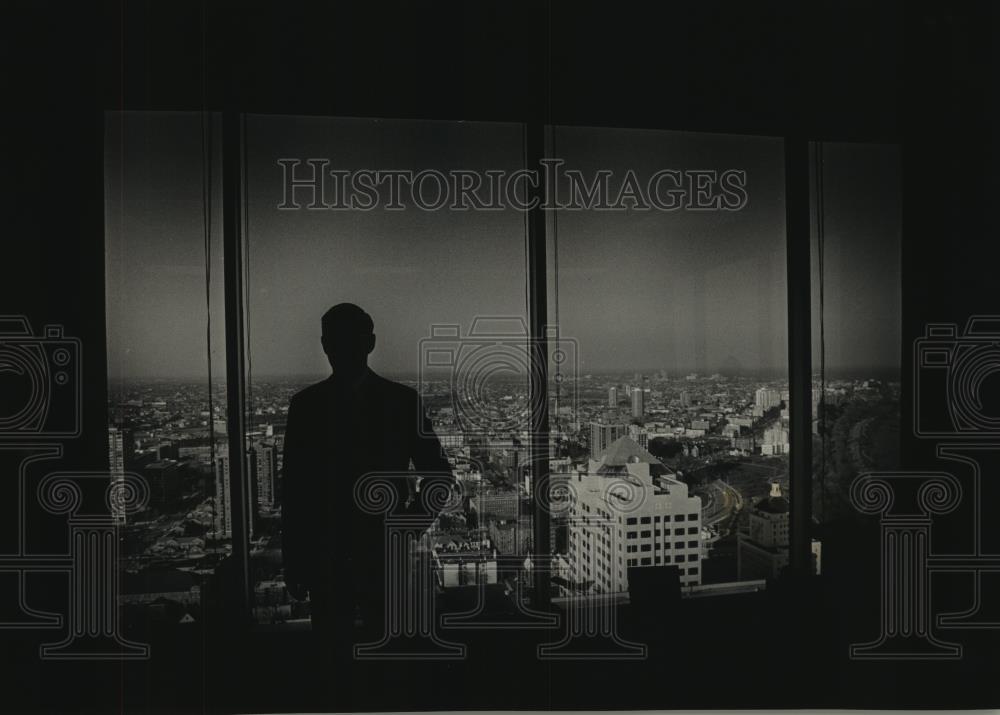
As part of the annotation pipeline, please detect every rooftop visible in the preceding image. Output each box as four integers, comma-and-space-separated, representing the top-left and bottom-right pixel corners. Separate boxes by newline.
596, 436, 660, 467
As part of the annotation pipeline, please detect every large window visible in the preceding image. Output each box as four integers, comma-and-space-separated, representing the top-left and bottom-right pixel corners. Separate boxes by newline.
105, 111, 229, 630
104, 112, 902, 631
810, 142, 901, 524
545, 126, 788, 589
242, 116, 531, 625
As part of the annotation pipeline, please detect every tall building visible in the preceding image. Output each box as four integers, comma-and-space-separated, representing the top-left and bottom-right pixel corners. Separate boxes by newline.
473, 490, 520, 521
760, 424, 790, 455
156, 441, 180, 460
631, 386, 645, 420
487, 515, 533, 556
108, 426, 134, 474
254, 441, 278, 510
679, 390, 691, 408
214, 455, 232, 539
608, 386, 618, 407
214, 450, 259, 540
143, 459, 182, 510
628, 423, 649, 449
108, 426, 134, 523
567, 436, 703, 594
754, 387, 781, 411
588, 421, 627, 459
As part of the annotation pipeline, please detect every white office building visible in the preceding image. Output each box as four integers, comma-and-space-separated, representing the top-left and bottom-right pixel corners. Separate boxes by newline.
754, 387, 782, 411
567, 436, 703, 595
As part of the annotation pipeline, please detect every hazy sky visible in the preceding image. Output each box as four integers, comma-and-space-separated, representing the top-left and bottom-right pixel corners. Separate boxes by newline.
105, 112, 900, 379
810, 142, 901, 374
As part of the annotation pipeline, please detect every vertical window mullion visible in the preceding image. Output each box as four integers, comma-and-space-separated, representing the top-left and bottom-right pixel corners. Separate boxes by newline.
526, 121, 552, 607
784, 136, 814, 575
222, 108, 252, 618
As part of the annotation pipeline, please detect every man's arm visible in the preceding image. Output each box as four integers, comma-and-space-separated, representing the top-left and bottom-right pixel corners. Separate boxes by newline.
409, 392, 457, 522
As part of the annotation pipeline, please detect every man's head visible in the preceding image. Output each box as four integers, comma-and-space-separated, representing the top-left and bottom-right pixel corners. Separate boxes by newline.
321, 303, 375, 376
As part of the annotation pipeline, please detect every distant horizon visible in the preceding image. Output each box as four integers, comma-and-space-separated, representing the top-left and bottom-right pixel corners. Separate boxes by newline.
107, 364, 902, 383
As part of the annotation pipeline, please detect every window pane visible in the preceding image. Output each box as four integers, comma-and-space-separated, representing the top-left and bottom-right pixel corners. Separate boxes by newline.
105, 111, 228, 631
547, 126, 787, 592
242, 116, 530, 627
811, 142, 901, 527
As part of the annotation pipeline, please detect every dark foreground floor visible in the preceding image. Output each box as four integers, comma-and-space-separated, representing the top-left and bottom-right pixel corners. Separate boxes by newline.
4, 521, 999, 713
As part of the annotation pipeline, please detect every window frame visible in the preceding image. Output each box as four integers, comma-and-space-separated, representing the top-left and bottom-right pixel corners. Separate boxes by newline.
207, 112, 819, 622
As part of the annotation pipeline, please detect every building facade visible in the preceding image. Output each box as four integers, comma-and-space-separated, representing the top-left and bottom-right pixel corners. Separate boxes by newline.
754, 387, 782, 411
108, 426, 135, 523
736, 482, 789, 580
214, 450, 259, 540
588, 421, 627, 459
254, 441, 278, 510
567, 436, 703, 595
631, 387, 645, 420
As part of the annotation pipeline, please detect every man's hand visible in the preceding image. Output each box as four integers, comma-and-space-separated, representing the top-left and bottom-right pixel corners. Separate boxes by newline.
286, 582, 309, 601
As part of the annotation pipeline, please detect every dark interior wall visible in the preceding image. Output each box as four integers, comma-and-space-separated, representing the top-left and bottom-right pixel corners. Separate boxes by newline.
899, 2, 999, 470
1, 0, 997, 710
103, 0, 904, 134
2, 4, 108, 480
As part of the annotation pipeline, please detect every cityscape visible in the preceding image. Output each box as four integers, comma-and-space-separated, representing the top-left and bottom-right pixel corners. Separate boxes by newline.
107, 369, 899, 628
9, 2, 991, 710
103, 115, 902, 629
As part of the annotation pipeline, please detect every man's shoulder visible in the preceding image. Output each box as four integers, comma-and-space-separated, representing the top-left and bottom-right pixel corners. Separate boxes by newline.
288, 379, 332, 408
368, 372, 420, 404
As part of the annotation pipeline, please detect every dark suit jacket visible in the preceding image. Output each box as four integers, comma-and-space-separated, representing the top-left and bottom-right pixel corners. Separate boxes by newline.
281, 369, 453, 623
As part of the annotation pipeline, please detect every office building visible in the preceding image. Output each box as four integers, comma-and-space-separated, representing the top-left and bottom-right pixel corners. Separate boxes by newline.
737, 482, 790, 579
214, 450, 259, 540
589, 421, 627, 459
632, 387, 645, 420
143, 459, 183, 510
108, 426, 135, 522
754, 387, 782, 411
254, 441, 278, 510
760, 425, 790, 456
628, 423, 649, 450
567, 436, 703, 594
473, 490, 520, 521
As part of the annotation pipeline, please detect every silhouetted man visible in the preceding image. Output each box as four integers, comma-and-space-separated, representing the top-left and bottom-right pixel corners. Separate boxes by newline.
282, 303, 453, 663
